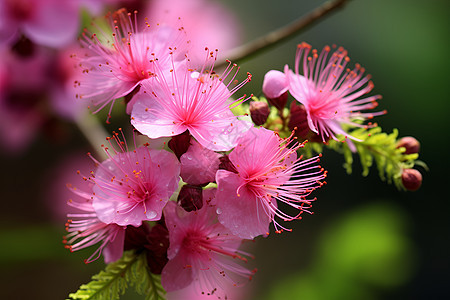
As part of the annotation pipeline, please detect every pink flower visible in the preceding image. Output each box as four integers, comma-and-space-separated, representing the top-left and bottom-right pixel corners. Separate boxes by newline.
74, 9, 188, 118
161, 200, 255, 298
144, 0, 242, 66
131, 53, 252, 151
180, 139, 221, 186
0, 47, 50, 154
49, 44, 87, 120
90, 133, 181, 227
215, 126, 327, 239
64, 188, 126, 264
0, 0, 80, 48
285, 42, 385, 145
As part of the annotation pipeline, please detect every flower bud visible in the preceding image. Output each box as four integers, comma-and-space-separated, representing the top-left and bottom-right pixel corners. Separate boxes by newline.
12, 35, 35, 57
262, 70, 289, 111
401, 168, 422, 191
249, 101, 270, 125
168, 130, 191, 160
145, 224, 170, 274
288, 102, 323, 142
178, 184, 203, 212
397, 136, 420, 154
288, 102, 309, 138
218, 155, 238, 173
123, 222, 151, 251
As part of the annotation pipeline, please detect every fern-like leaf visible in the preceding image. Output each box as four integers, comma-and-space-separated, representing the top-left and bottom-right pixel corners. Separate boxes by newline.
67, 250, 166, 300
324, 126, 419, 190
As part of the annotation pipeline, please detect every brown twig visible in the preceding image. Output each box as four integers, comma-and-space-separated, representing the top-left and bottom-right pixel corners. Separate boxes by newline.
217, 0, 349, 68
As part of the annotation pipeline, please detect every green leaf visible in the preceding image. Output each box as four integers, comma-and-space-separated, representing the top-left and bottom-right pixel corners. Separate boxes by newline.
322, 126, 420, 190
67, 250, 166, 300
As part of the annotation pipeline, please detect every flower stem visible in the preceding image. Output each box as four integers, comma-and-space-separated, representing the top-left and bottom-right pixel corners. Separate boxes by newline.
218, 0, 349, 67
74, 111, 109, 160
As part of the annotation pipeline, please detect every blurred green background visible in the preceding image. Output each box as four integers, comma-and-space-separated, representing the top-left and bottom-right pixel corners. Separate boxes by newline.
0, 0, 448, 299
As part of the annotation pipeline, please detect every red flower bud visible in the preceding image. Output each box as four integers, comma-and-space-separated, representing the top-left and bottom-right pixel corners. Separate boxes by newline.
397, 136, 420, 154
288, 102, 323, 143
177, 184, 203, 212
145, 224, 170, 274
168, 130, 191, 160
218, 155, 238, 173
249, 101, 270, 125
401, 168, 422, 191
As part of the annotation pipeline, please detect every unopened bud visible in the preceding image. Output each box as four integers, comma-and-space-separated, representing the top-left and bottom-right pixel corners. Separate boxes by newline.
401, 168, 422, 191
397, 136, 420, 154
249, 101, 270, 125
145, 224, 170, 274
168, 130, 191, 160
288, 102, 309, 138
288, 102, 323, 142
12, 35, 34, 57
267, 91, 289, 112
262, 70, 289, 111
178, 184, 203, 211
218, 155, 238, 173
123, 223, 151, 251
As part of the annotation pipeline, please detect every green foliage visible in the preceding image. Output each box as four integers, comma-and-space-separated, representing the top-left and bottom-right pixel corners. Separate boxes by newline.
67, 250, 165, 300
325, 126, 419, 190
264, 202, 415, 300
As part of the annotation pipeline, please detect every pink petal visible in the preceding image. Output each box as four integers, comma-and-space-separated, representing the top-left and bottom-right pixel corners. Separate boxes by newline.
228, 126, 280, 174
145, 0, 242, 66
215, 170, 271, 239
161, 252, 194, 292
131, 88, 187, 138
262, 70, 288, 99
0, 10, 19, 46
22, 1, 79, 47
284, 67, 316, 106
103, 227, 126, 263
180, 140, 221, 185
189, 115, 252, 152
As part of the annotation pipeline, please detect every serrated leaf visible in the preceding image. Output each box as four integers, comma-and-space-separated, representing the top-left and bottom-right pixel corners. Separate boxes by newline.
67, 250, 166, 300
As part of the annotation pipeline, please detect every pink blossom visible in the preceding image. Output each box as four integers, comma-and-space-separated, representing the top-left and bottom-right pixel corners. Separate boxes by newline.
285, 42, 385, 146
64, 188, 126, 264
0, 47, 50, 154
131, 53, 252, 151
180, 139, 221, 185
144, 0, 242, 66
90, 133, 181, 227
49, 44, 87, 120
74, 9, 188, 119
215, 126, 327, 239
161, 200, 255, 298
0, 0, 79, 48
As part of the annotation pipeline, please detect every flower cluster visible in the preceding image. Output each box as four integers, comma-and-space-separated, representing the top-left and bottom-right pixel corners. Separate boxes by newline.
0, 0, 425, 299
63, 9, 328, 298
